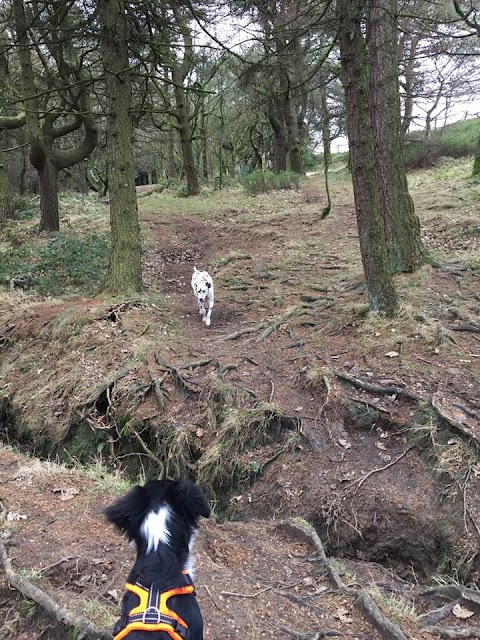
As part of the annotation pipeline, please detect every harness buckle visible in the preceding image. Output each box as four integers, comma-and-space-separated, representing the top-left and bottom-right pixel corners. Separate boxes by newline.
142, 606, 161, 624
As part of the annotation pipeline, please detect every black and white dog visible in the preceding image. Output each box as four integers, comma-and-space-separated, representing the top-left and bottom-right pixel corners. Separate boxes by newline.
191, 267, 214, 327
106, 479, 210, 640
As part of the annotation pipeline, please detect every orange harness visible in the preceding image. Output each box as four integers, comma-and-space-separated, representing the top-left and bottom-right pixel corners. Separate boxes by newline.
113, 572, 194, 640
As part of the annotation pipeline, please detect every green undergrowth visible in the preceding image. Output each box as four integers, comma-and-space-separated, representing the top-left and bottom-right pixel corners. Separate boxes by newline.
241, 170, 300, 195
0, 231, 110, 295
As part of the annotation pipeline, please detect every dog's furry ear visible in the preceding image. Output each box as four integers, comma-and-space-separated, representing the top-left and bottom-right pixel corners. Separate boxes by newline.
173, 480, 210, 521
105, 485, 150, 539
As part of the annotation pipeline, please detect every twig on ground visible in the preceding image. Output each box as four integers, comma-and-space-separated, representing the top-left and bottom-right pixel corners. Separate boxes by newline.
0, 541, 110, 640
351, 447, 414, 494
200, 585, 226, 613
269, 380, 275, 403
221, 585, 273, 598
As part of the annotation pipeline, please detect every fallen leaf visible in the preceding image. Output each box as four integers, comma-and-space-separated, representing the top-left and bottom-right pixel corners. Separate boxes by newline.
385, 351, 399, 358
195, 427, 205, 438
338, 439, 351, 450
375, 441, 387, 451
452, 603, 474, 619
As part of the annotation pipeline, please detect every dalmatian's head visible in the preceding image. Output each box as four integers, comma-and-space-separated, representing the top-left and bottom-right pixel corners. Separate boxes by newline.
195, 279, 211, 304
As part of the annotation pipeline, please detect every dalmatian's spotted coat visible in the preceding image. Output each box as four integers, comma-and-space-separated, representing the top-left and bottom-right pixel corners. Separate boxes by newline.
191, 266, 214, 326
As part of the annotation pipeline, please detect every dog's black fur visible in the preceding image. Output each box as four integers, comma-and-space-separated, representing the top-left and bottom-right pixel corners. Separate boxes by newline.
106, 479, 210, 640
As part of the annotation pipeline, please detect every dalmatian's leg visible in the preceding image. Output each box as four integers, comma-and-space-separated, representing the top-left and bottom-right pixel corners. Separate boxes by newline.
205, 289, 214, 327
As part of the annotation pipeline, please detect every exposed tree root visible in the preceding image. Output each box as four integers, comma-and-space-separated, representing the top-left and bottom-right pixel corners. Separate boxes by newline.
282, 518, 409, 640
224, 320, 268, 341
334, 371, 426, 402
279, 518, 346, 590
444, 324, 480, 334
78, 369, 131, 413
225, 301, 334, 342
432, 393, 480, 445
419, 601, 457, 627
420, 585, 480, 608
355, 592, 408, 640
425, 626, 480, 639
0, 540, 110, 640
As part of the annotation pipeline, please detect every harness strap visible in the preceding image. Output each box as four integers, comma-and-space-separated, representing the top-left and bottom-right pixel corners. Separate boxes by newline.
113, 573, 194, 640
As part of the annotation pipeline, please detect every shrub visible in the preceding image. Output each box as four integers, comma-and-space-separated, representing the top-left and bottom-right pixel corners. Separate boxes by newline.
13, 195, 38, 220
242, 170, 300, 195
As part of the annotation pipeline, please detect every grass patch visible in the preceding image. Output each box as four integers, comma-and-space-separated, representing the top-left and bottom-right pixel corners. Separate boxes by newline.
0, 232, 110, 295
242, 171, 300, 195
366, 585, 418, 626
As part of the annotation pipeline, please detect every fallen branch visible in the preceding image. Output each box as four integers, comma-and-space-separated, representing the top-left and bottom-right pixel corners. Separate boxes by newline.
334, 371, 425, 402
356, 592, 408, 640
424, 626, 480, 639
0, 541, 110, 640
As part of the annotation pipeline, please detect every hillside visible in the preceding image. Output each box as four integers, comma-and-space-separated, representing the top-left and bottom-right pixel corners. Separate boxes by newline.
0, 159, 479, 639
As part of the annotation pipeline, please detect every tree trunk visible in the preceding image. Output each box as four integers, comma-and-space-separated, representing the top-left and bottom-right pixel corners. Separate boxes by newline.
267, 99, 287, 173
337, 0, 398, 316
99, 0, 142, 293
283, 79, 302, 174
200, 94, 209, 179
473, 136, 480, 176
173, 80, 199, 195
166, 126, 176, 179
37, 156, 59, 232
0, 145, 14, 221
401, 31, 421, 135
368, 0, 426, 274
319, 84, 332, 167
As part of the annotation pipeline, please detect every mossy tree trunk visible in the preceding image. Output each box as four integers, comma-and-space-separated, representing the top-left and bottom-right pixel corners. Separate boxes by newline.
267, 98, 287, 173
169, 4, 199, 196
368, 0, 426, 273
13, 0, 97, 233
0, 145, 14, 221
473, 136, 480, 176
337, 0, 398, 316
99, 0, 142, 293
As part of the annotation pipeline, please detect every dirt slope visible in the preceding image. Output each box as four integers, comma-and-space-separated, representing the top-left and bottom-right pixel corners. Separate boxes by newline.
0, 162, 479, 638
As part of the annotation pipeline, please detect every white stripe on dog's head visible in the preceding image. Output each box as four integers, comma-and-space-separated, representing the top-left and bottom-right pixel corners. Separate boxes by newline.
140, 504, 172, 553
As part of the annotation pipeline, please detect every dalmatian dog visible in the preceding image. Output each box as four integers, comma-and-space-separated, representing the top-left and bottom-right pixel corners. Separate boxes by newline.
191, 266, 214, 326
